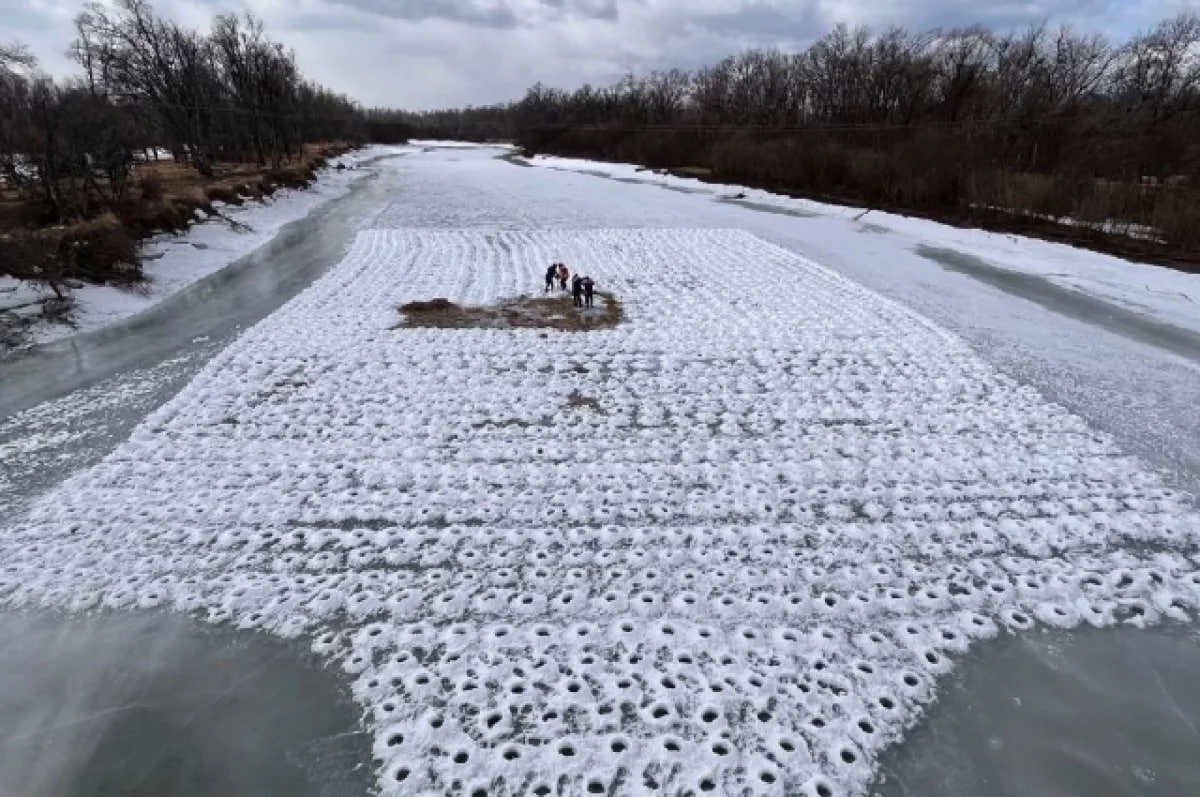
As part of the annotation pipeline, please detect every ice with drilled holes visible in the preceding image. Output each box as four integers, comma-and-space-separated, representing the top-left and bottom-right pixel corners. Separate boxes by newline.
4, 228, 1200, 797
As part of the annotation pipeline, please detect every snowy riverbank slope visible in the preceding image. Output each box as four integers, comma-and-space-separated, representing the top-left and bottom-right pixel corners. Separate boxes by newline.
0, 145, 412, 350
5, 225, 1200, 797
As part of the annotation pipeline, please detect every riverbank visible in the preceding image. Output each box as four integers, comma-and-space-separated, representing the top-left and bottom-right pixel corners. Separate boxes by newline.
0, 146, 411, 351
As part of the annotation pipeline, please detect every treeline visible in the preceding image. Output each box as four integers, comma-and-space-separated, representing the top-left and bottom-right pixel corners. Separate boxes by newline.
416, 14, 1200, 261
1, 0, 364, 223
371, 106, 516, 143
1, 0, 366, 313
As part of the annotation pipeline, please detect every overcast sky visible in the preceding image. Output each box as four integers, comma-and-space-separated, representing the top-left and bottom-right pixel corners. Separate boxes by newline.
3, 0, 1189, 110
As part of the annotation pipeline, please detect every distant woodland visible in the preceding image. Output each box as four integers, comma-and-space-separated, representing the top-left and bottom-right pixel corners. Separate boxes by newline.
397, 14, 1200, 264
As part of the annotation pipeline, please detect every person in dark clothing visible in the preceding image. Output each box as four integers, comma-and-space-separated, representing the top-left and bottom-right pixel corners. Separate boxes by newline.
545, 263, 558, 293
558, 263, 569, 292
582, 276, 595, 308
571, 274, 584, 307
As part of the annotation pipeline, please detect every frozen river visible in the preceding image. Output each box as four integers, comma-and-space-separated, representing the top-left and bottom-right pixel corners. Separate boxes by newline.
1, 145, 1199, 796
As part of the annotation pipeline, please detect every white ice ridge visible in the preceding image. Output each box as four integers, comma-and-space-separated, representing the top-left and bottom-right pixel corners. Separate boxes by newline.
5, 228, 1200, 796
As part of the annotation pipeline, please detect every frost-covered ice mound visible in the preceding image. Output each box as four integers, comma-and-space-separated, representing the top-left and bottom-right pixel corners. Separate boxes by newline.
4, 228, 1200, 797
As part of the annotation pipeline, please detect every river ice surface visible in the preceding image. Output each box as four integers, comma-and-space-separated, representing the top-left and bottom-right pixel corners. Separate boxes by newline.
3, 146, 1200, 797
4, 216, 1200, 796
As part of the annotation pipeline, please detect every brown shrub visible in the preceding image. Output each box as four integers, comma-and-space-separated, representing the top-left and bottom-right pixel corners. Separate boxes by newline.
1154, 189, 1200, 250
205, 185, 244, 206
0, 232, 62, 286
138, 172, 165, 202
58, 212, 141, 284
268, 166, 316, 190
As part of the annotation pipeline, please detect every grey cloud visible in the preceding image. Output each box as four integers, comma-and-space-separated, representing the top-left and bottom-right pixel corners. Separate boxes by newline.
879, 0, 1116, 34
322, 0, 520, 27
538, 0, 620, 22
680, 2, 825, 43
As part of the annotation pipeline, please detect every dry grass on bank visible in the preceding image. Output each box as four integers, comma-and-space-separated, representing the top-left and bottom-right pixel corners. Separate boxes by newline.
396, 292, 624, 331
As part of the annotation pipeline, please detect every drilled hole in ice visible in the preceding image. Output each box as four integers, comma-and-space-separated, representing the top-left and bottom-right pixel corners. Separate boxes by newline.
486, 713, 502, 728
760, 770, 777, 784
879, 696, 896, 709
534, 786, 551, 797
841, 749, 857, 764
662, 677, 676, 689
387, 733, 403, 747
816, 783, 833, 797
472, 789, 487, 797
652, 705, 669, 719
611, 738, 628, 753
700, 779, 716, 792
903, 674, 920, 688
701, 710, 718, 723
713, 743, 730, 756
757, 710, 772, 722
858, 720, 875, 734
503, 747, 520, 761
558, 743, 576, 757
395, 768, 410, 782
811, 717, 826, 728
588, 781, 605, 794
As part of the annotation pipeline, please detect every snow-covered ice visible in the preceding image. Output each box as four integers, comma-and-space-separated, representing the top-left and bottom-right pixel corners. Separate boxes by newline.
0, 145, 413, 350
3, 225, 1200, 796
522, 154, 1200, 337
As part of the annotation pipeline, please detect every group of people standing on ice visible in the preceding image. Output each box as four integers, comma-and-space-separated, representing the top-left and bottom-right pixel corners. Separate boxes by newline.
545, 262, 596, 308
